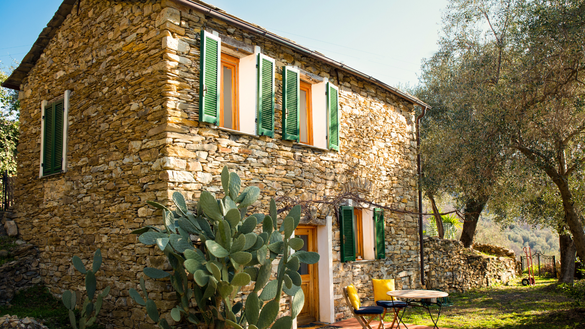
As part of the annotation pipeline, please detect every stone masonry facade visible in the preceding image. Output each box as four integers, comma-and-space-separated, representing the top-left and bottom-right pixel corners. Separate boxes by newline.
10, 0, 422, 327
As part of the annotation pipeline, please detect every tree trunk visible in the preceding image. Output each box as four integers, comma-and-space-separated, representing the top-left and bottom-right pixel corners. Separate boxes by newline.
460, 198, 488, 248
428, 193, 445, 239
548, 173, 585, 264
558, 232, 576, 284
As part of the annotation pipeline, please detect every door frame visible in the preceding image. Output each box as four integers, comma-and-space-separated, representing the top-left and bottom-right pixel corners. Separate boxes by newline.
295, 225, 319, 324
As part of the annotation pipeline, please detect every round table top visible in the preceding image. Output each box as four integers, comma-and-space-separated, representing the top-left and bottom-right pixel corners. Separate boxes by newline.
387, 290, 448, 299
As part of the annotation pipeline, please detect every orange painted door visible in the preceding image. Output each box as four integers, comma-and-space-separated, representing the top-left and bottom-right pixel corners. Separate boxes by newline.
295, 226, 319, 325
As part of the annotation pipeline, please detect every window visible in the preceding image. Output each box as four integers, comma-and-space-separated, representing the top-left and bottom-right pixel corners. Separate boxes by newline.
199, 30, 275, 136
282, 66, 339, 150
299, 81, 313, 144
40, 90, 69, 177
220, 53, 239, 130
339, 206, 385, 262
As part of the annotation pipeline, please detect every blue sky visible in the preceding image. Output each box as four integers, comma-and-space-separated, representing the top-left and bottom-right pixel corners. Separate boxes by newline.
0, 0, 448, 88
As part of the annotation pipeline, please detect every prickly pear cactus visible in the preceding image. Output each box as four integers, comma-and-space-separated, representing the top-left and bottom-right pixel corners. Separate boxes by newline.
62, 249, 111, 329
130, 166, 319, 329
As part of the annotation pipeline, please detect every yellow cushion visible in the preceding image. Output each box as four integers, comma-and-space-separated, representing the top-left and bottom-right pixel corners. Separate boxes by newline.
346, 284, 361, 309
372, 279, 395, 301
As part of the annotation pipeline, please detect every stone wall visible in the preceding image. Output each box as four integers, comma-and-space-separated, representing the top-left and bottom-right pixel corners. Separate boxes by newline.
423, 237, 519, 292
12, 0, 422, 327
159, 0, 421, 322
0, 241, 42, 305
14, 1, 169, 327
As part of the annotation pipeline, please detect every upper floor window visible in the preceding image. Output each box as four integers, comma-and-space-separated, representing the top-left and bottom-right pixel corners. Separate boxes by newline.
199, 30, 275, 137
40, 90, 70, 177
282, 66, 339, 150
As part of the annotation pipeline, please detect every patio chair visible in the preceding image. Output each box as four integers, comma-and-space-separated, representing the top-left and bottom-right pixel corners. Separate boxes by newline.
372, 279, 408, 329
343, 284, 386, 329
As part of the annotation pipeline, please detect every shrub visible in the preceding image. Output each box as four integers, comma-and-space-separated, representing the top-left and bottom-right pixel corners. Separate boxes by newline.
559, 280, 585, 308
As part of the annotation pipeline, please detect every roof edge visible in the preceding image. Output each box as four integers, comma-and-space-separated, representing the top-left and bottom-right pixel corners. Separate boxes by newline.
1, 0, 77, 90
2, 0, 430, 109
175, 0, 429, 108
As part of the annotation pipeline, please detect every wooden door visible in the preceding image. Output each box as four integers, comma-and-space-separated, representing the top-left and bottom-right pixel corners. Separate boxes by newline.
295, 225, 319, 325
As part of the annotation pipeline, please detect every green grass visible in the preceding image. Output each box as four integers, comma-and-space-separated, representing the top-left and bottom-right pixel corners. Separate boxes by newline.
0, 285, 71, 328
0, 236, 17, 250
0, 285, 107, 329
393, 277, 585, 328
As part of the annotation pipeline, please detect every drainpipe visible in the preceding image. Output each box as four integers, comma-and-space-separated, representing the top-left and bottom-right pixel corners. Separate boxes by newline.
416, 106, 428, 288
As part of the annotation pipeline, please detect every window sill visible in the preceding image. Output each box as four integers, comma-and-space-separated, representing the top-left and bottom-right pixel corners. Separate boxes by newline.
352, 258, 378, 263
292, 142, 329, 152
215, 126, 258, 138
211, 125, 333, 152
41, 171, 65, 179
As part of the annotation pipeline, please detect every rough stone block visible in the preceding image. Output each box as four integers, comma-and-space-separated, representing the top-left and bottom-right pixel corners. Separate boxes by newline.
5, 220, 18, 237
156, 7, 180, 27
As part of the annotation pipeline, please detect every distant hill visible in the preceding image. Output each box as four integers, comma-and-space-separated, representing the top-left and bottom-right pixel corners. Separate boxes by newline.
424, 216, 559, 258
474, 217, 559, 258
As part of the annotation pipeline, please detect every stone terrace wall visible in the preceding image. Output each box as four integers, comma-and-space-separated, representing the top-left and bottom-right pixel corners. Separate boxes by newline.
14, 1, 170, 327
0, 241, 42, 305
160, 0, 421, 323
423, 237, 519, 292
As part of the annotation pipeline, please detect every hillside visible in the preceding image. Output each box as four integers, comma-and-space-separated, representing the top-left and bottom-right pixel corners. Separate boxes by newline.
424, 216, 560, 258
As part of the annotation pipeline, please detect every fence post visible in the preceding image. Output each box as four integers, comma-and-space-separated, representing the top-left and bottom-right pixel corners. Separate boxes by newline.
537, 254, 541, 277
520, 256, 524, 272
553, 255, 556, 278
1, 170, 6, 211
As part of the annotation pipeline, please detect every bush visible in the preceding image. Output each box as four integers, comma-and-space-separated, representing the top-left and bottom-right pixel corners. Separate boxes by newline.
559, 280, 585, 308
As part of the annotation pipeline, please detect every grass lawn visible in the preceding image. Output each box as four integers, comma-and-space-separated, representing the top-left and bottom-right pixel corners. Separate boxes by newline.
0, 285, 71, 328
395, 277, 585, 328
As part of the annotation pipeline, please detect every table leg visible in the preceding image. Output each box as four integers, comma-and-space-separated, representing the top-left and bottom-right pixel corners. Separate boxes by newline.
423, 304, 442, 329
391, 304, 409, 329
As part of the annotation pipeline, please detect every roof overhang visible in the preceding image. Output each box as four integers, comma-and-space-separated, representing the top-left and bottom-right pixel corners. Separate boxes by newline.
2, 0, 430, 109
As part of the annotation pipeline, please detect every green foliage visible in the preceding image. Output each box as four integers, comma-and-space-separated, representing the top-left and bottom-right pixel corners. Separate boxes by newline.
62, 249, 111, 329
474, 216, 560, 257
425, 208, 463, 240
559, 280, 585, 308
0, 67, 19, 175
130, 166, 319, 329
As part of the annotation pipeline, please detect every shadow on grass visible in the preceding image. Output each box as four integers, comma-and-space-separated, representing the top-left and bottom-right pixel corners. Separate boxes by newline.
398, 278, 585, 329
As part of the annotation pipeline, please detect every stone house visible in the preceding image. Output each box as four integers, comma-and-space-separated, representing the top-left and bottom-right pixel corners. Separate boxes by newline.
3, 0, 429, 327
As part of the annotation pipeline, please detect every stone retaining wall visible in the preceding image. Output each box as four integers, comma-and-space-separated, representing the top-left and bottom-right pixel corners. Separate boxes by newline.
423, 237, 519, 292
0, 241, 42, 305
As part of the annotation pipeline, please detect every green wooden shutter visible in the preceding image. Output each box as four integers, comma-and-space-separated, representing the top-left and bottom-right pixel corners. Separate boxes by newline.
42, 104, 54, 176
42, 101, 64, 176
374, 208, 385, 259
257, 54, 275, 137
340, 206, 356, 262
199, 30, 221, 125
282, 66, 300, 141
53, 101, 64, 173
327, 82, 340, 151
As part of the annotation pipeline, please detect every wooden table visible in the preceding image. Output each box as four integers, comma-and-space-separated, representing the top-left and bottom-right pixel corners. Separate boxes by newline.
387, 290, 449, 329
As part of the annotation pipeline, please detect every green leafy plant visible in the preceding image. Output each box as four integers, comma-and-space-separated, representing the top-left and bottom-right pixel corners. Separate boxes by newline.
62, 249, 111, 329
560, 280, 585, 308
427, 210, 462, 240
130, 166, 319, 329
